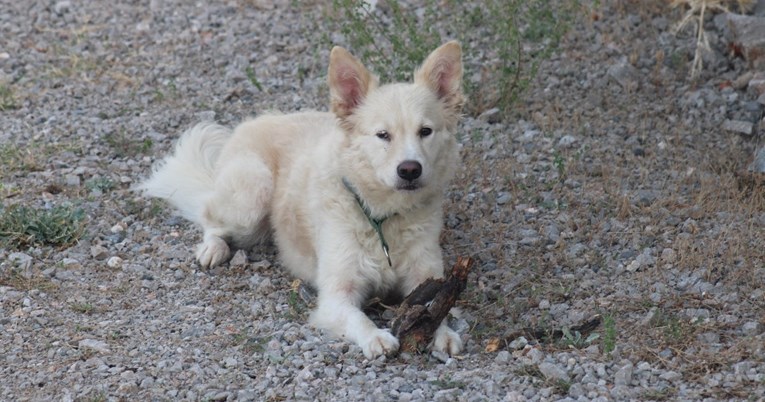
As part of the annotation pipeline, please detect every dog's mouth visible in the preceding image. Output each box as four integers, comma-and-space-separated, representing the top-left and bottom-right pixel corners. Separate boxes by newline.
395, 181, 422, 191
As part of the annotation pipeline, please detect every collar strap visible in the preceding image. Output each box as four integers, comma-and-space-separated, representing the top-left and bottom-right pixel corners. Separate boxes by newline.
342, 177, 393, 267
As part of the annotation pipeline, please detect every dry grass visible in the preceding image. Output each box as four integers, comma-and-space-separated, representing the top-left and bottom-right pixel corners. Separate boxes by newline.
671, 0, 754, 79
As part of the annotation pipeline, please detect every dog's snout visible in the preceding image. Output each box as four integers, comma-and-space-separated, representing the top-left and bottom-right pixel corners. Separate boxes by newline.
397, 160, 422, 181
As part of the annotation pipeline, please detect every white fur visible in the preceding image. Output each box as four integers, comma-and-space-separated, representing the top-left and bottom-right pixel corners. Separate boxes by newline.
139, 42, 465, 359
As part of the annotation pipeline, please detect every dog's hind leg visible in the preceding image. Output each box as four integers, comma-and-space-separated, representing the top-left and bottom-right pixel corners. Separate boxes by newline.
197, 154, 274, 268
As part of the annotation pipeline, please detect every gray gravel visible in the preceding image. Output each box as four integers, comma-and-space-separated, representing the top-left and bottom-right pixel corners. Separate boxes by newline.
2, 1, 765, 401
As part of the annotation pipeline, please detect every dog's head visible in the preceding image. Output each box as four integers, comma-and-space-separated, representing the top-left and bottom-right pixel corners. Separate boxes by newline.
329, 42, 463, 211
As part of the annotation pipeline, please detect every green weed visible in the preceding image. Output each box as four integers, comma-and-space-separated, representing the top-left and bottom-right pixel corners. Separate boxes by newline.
70, 303, 95, 314
602, 314, 616, 354
323, 0, 579, 117
85, 177, 116, 194
245, 66, 264, 91
0, 204, 86, 250
0, 84, 17, 110
231, 332, 268, 354
561, 326, 600, 349
105, 130, 152, 158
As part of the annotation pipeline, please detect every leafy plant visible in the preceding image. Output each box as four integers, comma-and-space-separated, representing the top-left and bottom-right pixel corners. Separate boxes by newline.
85, 177, 115, 194
561, 326, 600, 349
323, 0, 579, 117
0, 204, 86, 249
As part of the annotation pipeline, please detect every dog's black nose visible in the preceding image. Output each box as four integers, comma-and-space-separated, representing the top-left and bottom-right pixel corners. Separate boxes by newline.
397, 160, 422, 181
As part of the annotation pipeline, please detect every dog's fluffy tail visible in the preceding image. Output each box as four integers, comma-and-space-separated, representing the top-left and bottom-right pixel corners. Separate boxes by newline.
138, 122, 232, 224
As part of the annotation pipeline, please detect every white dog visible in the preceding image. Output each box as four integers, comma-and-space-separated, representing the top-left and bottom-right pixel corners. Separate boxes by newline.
139, 42, 465, 359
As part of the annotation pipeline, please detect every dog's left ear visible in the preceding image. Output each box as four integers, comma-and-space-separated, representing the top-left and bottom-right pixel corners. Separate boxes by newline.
328, 46, 378, 120
415, 41, 464, 113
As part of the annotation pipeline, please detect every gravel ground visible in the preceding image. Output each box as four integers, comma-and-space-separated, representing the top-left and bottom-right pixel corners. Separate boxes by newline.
2, 1, 765, 401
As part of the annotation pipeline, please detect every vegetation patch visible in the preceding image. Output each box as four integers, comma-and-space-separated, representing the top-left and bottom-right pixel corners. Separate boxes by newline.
323, 0, 579, 117
0, 204, 86, 250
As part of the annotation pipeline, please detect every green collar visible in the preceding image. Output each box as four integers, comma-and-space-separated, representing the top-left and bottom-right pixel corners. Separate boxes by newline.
342, 177, 393, 267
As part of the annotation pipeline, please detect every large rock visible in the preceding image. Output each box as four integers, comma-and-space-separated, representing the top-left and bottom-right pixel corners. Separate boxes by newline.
726, 14, 765, 68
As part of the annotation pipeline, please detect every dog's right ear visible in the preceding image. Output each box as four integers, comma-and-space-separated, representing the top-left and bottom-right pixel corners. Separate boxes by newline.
328, 46, 377, 120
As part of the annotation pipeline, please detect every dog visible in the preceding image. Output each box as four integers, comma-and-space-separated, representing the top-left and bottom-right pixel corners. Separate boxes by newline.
139, 41, 465, 359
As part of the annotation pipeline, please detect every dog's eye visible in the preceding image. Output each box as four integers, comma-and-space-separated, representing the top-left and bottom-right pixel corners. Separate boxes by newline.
376, 131, 391, 141
419, 127, 433, 137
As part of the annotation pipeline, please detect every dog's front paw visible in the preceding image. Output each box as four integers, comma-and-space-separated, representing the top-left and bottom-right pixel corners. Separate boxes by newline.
195, 236, 231, 268
360, 329, 399, 359
432, 325, 463, 356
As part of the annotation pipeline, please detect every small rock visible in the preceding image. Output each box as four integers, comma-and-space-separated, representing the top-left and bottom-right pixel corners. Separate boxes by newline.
568, 383, 585, 398
79, 339, 110, 354
90, 245, 109, 260
431, 350, 450, 363
139, 376, 155, 388
54, 0, 71, 15
538, 299, 551, 309
110, 223, 125, 233
8, 252, 33, 271
652, 16, 668, 31
558, 135, 577, 148
544, 224, 560, 243
608, 60, 640, 91
750, 73, 765, 95
696, 332, 720, 344
660, 248, 676, 264
733, 71, 753, 90
508, 336, 528, 350
64, 174, 81, 187
538, 362, 570, 382
107, 256, 123, 268
495, 350, 511, 364
659, 371, 682, 381
722, 119, 754, 135
750, 146, 765, 173
496, 192, 511, 205
230, 250, 248, 266
478, 108, 501, 124
742, 321, 761, 335
727, 14, 765, 68
527, 347, 544, 364
195, 110, 216, 122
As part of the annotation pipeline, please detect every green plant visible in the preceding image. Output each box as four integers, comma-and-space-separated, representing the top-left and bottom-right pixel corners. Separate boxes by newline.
85, 177, 115, 194
553, 153, 566, 177
287, 288, 305, 318
0, 84, 17, 110
561, 326, 600, 349
231, 332, 268, 354
70, 303, 95, 314
602, 314, 616, 354
323, 0, 579, 117
245, 66, 264, 91
0, 204, 86, 250
105, 130, 152, 158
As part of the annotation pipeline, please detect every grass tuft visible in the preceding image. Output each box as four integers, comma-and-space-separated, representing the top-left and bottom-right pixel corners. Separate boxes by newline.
0, 204, 86, 250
